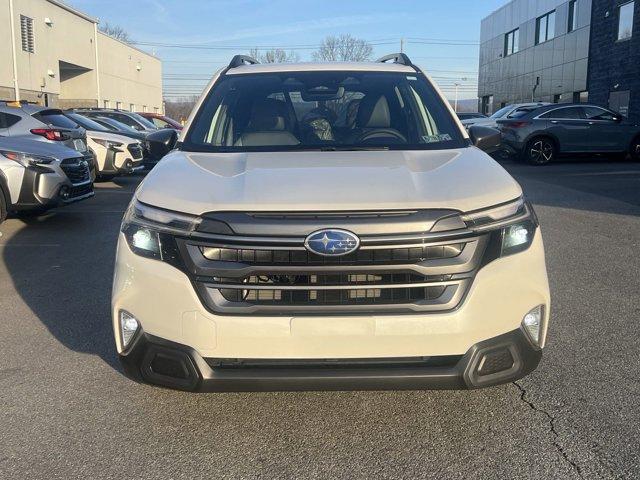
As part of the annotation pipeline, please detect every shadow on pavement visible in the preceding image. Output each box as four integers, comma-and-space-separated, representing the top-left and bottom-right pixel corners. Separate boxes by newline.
499, 156, 640, 216
2, 175, 144, 370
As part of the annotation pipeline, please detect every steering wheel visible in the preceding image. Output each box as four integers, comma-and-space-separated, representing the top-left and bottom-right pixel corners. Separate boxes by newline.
355, 129, 407, 144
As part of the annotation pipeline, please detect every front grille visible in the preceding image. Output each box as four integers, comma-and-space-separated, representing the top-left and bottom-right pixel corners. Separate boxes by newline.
128, 144, 143, 159
201, 244, 465, 265
215, 273, 453, 305
66, 182, 93, 200
173, 215, 488, 314
60, 158, 90, 184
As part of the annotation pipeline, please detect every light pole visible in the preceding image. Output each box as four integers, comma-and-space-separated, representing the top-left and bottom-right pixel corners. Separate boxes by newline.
454, 83, 460, 112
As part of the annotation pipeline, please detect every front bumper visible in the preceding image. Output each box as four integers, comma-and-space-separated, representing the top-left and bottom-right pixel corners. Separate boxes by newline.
113, 230, 550, 391
119, 328, 542, 391
13, 164, 94, 211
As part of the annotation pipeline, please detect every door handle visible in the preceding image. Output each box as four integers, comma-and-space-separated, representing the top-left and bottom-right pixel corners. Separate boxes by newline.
551, 120, 559, 124
588, 122, 595, 125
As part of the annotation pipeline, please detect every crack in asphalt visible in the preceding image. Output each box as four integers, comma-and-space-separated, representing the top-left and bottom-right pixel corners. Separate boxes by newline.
513, 381, 584, 479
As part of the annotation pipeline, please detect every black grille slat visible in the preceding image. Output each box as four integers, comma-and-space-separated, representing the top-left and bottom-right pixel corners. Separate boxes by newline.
60, 159, 90, 184
200, 244, 464, 266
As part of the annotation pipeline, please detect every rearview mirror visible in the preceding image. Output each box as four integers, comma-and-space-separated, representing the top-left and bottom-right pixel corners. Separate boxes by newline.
468, 125, 502, 153
146, 128, 178, 161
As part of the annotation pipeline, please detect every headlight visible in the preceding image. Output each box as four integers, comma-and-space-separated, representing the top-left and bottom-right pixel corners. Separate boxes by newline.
463, 197, 538, 258
121, 199, 201, 260
92, 138, 123, 149
0, 150, 54, 167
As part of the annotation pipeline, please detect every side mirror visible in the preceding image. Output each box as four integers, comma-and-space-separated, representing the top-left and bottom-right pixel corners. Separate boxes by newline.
146, 128, 178, 160
468, 125, 502, 152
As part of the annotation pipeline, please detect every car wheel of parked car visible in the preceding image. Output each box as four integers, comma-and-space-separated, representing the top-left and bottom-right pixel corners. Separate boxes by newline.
630, 137, 640, 161
0, 190, 7, 225
525, 137, 556, 165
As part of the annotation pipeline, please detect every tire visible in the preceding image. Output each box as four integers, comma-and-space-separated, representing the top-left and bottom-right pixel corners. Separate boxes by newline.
524, 137, 556, 165
630, 137, 640, 162
0, 189, 7, 225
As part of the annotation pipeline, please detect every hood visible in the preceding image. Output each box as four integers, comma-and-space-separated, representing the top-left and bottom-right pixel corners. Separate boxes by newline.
85, 130, 137, 145
136, 148, 522, 215
0, 136, 82, 161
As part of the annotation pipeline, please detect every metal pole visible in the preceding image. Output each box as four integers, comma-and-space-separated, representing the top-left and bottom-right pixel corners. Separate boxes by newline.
400, 38, 404, 53
454, 83, 460, 112
94, 22, 101, 106
8, 0, 20, 101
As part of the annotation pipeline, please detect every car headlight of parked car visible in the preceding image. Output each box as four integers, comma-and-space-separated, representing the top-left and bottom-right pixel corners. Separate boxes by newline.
0, 150, 54, 167
121, 200, 202, 260
92, 138, 123, 150
462, 197, 538, 258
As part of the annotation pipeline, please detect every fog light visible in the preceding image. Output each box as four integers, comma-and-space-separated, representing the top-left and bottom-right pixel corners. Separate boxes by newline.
522, 305, 544, 347
120, 310, 140, 349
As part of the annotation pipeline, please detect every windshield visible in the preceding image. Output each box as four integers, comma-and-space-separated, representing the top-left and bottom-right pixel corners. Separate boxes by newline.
65, 113, 110, 132
128, 112, 158, 130
489, 106, 513, 119
96, 117, 139, 133
183, 71, 466, 152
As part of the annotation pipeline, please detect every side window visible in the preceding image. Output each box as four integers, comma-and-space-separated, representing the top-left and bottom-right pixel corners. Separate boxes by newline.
152, 118, 169, 128
583, 107, 617, 121
0, 112, 21, 129
111, 113, 142, 130
539, 107, 583, 119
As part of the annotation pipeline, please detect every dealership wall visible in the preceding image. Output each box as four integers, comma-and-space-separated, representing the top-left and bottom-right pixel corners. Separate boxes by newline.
0, 0, 162, 112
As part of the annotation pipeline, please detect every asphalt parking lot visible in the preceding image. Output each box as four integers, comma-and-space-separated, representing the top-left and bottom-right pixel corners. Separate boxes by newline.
1, 158, 639, 479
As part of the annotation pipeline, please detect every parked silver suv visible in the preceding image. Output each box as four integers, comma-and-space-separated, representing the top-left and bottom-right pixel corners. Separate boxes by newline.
0, 101, 95, 177
0, 137, 94, 224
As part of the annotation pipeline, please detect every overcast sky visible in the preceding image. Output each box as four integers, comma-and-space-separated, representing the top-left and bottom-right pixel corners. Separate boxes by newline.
68, 0, 507, 100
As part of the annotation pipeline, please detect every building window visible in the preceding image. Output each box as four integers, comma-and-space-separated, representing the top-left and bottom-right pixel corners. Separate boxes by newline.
20, 15, 35, 53
142, 105, 148, 113
618, 2, 634, 41
609, 90, 630, 116
504, 28, 519, 56
536, 10, 556, 44
116, 101, 122, 110
481, 95, 494, 115
568, 0, 578, 32
573, 91, 588, 102
103, 100, 109, 108
553, 94, 562, 103
130, 103, 135, 112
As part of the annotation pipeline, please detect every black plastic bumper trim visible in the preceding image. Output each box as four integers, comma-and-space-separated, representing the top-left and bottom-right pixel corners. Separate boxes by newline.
119, 328, 542, 392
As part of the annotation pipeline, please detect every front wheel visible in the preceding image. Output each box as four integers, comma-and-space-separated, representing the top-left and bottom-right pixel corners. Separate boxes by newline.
0, 190, 7, 225
524, 137, 556, 165
630, 138, 640, 161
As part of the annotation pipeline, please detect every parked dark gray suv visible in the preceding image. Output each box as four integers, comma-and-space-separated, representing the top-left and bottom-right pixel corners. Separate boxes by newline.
497, 103, 640, 165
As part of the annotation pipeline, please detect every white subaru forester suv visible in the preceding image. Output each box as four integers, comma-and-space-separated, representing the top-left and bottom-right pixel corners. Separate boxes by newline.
113, 54, 550, 391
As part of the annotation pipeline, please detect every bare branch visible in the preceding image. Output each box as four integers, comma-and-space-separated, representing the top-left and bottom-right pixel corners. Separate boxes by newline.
312, 34, 373, 62
99, 23, 133, 43
248, 48, 300, 63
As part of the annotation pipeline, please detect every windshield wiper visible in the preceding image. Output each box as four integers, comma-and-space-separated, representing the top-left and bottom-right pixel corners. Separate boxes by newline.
318, 146, 390, 152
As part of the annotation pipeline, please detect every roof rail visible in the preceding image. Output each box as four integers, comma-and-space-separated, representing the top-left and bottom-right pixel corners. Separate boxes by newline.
228, 55, 259, 69
376, 53, 414, 67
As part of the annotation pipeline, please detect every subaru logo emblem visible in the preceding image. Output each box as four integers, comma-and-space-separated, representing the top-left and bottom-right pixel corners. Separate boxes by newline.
304, 229, 360, 256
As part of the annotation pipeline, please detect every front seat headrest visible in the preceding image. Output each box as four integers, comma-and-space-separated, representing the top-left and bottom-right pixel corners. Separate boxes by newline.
356, 95, 391, 128
248, 98, 288, 131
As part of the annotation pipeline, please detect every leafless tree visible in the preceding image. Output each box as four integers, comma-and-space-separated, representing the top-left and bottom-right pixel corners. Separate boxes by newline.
99, 23, 133, 43
248, 48, 300, 63
163, 96, 198, 124
312, 34, 373, 62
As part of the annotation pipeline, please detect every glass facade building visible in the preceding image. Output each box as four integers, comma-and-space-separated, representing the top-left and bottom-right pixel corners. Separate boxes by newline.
478, 0, 592, 114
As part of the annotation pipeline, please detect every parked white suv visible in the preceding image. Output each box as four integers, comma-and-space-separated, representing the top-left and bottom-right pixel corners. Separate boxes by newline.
64, 113, 144, 179
113, 54, 550, 391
